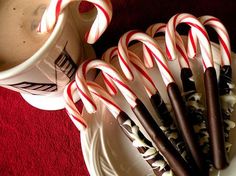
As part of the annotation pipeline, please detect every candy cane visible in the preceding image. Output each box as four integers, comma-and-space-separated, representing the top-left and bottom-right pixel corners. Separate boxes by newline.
187, 15, 231, 66
166, 13, 213, 70
102, 47, 158, 97
145, 23, 211, 165
65, 79, 174, 175
38, 0, 112, 44
186, 15, 233, 160
116, 21, 206, 174
87, 81, 174, 176
144, 23, 190, 69
75, 59, 138, 114
103, 46, 191, 163
186, 16, 236, 155
64, 81, 87, 131
166, 13, 227, 170
100, 47, 119, 95
118, 30, 175, 86
75, 59, 195, 176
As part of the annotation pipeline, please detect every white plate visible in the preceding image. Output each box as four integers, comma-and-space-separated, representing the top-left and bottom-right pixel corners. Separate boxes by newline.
80, 37, 236, 176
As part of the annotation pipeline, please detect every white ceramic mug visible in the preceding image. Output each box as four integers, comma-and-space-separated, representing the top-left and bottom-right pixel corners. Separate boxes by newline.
0, 1, 112, 110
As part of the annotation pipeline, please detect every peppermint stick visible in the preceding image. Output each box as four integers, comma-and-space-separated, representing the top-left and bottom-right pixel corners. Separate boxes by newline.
38, 0, 112, 44
64, 80, 173, 176
145, 23, 210, 166
166, 13, 228, 170
187, 15, 236, 153
75, 59, 194, 176
102, 46, 188, 162
146, 22, 210, 165
144, 23, 190, 69
118, 30, 206, 175
102, 47, 159, 98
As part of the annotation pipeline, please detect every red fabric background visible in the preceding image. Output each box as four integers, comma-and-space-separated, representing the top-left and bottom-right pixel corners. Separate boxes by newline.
1, 0, 236, 175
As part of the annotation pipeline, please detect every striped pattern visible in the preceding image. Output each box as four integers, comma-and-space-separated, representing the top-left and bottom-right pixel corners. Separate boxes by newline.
187, 15, 231, 66
64, 79, 174, 175
166, 13, 213, 70
37, 0, 112, 44
64, 80, 121, 131
87, 81, 121, 117
10, 82, 57, 94
118, 30, 175, 86
55, 44, 78, 80
101, 47, 119, 95
102, 47, 158, 98
75, 59, 138, 114
145, 23, 190, 69
64, 81, 88, 131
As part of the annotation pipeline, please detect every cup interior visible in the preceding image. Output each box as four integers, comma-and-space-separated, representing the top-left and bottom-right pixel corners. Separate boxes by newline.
0, 8, 67, 80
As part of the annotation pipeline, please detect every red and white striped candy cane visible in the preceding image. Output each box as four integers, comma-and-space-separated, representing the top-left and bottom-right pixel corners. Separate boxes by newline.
75, 59, 194, 175
65, 79, 174, 175
166, 13, 228, 169
118, 30, 175, 86
64, 80, 121, 130
75, 59, 138, 113
101, 47, 119, 95
102, 47, 158, 98
87, 81, 121, 117
144, 23, 190, 69
166, 13, 213, 70
187, 15, 231, 66
38, 0, 112, 44
64, 81, 87, 131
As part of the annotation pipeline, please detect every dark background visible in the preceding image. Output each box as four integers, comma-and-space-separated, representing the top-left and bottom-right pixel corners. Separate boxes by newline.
1, 0, 236, 175
94, 0, 236, 56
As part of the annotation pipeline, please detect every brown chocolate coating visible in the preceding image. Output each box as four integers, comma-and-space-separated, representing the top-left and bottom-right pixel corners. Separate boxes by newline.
150, 93, 191, 164
133, 99, 196, 176
117, 111, 171, 176
167, 82, 208, 175
181, 68, 212, 168
204, 67, 229, 169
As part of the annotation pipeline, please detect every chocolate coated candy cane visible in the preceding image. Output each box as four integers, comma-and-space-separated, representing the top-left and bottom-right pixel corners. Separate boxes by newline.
117, 111, 173, 176
181, 68, 211, 169
65, 80, 174, 176
87, 82, 174, 176
133, 99, 196, 176
103, 46, 189, 164
145, 23, 191, 163
166, 13, 226, 170
76, 59, 196, 176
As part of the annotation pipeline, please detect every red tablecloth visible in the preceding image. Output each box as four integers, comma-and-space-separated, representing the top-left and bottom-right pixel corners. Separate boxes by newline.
1, 1, 236, 175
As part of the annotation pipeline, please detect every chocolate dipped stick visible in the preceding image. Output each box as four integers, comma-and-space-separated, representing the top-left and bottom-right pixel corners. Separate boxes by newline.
75, 59, 196, 176
116, 30, 206, 174
188, 15, 236, 155
145, 23, 204, 165
145, 22, 210, 167
180, 68, 210, 155
117, 111, 173, 176
204, 67, 228, 168
89, 82, 174, 175
166, 13, 227, 170
133, 98, 194, 176
64, 80, 173, 176
102, 46, 189, 162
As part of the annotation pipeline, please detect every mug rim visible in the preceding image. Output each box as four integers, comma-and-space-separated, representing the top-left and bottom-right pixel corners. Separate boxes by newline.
0, 8, 68, 80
